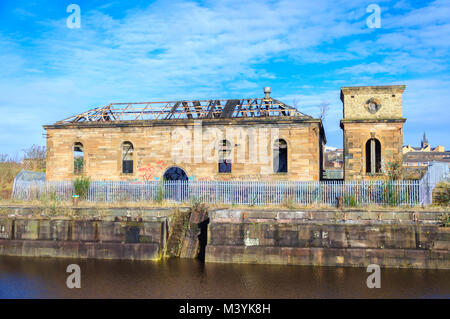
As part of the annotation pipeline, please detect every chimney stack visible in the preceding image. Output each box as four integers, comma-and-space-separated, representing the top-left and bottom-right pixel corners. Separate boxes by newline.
264, 87, 271, 100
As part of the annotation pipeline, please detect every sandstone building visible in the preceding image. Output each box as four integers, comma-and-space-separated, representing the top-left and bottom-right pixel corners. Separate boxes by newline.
403, 132, 445, 154
403, 133, 450, 169
44, 85, 407, 182
340, 85, 406, 180
44, 88, 326, 182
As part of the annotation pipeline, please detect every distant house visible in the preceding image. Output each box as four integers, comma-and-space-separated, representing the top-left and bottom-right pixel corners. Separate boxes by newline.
403, 133, 450, 169
403, 132, 445, 154
322, 147, 343, 179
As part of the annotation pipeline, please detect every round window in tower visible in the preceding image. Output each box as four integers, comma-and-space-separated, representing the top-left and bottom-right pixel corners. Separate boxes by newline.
365, 97, 381, 114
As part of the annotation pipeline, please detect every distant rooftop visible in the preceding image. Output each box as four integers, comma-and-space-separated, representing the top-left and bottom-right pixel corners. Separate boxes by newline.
56, 87, 312, 124
403, 151, 450, 163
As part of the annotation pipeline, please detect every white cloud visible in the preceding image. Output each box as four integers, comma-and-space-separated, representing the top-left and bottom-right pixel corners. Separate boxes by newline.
0, 0, 449, 154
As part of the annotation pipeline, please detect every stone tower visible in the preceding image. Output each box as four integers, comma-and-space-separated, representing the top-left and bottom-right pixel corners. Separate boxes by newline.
421, 132, 429, 148
340, 85, 406, 180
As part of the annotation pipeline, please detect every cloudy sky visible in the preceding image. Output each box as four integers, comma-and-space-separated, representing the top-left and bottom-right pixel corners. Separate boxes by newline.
0, 0, 449, 156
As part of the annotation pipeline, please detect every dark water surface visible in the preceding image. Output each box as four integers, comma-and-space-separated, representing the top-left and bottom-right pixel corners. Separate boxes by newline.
0, 256, 448, 298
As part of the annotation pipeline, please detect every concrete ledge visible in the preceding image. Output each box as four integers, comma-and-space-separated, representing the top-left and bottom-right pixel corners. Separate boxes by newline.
205, 245, 450, 269
0, 240, 161, 260
209, 209, 446, 224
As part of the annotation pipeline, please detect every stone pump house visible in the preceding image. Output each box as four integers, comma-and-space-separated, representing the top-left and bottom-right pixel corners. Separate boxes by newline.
340, 85, 406, 180
44, 88, 326, 182
44, 85, 406, 182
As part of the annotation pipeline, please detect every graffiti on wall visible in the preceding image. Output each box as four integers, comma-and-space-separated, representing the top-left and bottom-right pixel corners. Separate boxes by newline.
137, 160, 168, 181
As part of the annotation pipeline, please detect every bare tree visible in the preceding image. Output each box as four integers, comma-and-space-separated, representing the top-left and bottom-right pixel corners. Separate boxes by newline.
22, 145, 46, 171
318, 102, 329, 120
292, 98, 299, 110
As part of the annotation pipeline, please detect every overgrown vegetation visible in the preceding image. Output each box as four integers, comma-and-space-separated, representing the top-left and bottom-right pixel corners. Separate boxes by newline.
0, 145, 46, 200
165, 208, 191, 257
188, 196, 208, 216
440, 212, 450, 227
386, 157, 404, 181
0, 154, 22, 199
22, 145, 46, 171
384, 180, 406, 206
155, 180, 166, 204
282, 196, 295, 209
343, 193, 357, 207
433, 182, 450, 206
73, 176, 90, 199
385, 156, 426, 181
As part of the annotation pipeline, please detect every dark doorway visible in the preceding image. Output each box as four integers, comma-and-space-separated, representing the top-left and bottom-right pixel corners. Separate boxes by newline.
273, 139, 288, 173
365, 138, 381, 173
163, 166, 188, 181
197, 218, 210, 262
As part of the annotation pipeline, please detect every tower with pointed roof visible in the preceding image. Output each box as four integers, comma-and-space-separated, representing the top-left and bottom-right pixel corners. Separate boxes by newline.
421, 132, 429, 148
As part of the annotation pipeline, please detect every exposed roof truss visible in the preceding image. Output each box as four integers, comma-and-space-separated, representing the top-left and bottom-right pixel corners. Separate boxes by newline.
58, 98, 312, 124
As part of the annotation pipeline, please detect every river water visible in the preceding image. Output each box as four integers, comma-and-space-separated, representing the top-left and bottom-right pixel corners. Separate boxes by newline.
0, 256, 448, 298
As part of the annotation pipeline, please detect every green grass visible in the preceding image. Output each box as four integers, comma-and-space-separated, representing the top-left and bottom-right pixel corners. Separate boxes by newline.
343, 193, 357, 207
154, 180, 166, 204
73, 176, 90, 199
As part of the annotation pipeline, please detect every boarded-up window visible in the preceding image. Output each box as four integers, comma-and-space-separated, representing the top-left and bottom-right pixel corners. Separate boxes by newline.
273, 139, 288, 173
122, 142, 134, 174
218, 140, 231, 173
73, 142, 84, 174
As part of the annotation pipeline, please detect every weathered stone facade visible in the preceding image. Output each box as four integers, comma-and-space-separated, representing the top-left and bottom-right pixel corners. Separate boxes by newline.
44, 118, 325, 181
205, 210, 449, 269
340, 85, 406, 180
43, 85, 407, 182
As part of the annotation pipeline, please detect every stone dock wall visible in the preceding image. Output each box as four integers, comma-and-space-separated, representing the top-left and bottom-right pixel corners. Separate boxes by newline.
0, 207, 449, 269
206, 210, 450, 269
0, 207, 176, 260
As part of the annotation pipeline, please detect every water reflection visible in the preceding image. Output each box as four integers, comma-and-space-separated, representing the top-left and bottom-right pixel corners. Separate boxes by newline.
0, 256, 448, 299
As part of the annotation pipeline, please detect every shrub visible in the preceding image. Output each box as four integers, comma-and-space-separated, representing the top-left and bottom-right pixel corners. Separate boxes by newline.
155, 180, 166, 204
343, 193, 356, 207
386, 157, 404, 181
384, 180, 405, 206
188, 197, 208, 218
440, 213, 449, 227
282, 196, 295, 210
22, 145, 46, 171
73, 176, 90, 199
0, 154, 22, 200
433, 182, 450, 206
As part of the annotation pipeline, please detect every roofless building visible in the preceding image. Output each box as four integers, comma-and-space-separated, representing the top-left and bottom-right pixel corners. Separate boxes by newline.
43, 88, 326, 181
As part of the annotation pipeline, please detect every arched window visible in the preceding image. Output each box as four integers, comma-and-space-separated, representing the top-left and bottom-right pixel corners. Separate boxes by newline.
163, 166, 188, 181
122, 142, 134, 174
273, 139, 288, 173
218, 140, 231, 173
73, 142, 84, 174
365, 138, 381, 174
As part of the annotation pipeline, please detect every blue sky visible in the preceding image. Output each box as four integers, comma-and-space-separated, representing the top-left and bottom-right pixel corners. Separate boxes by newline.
0, 0, 449, 157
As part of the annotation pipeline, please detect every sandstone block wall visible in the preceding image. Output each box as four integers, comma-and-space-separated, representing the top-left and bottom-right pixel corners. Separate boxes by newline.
341, 85, 405, 120
340, 85, 406, 180
44, 119, 324, 181
342, 121, 404, 180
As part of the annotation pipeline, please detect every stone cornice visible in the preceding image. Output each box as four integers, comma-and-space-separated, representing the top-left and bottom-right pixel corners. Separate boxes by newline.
43, 117, 323, 130
340, 118, 406, 129
340, 85, 406, 101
